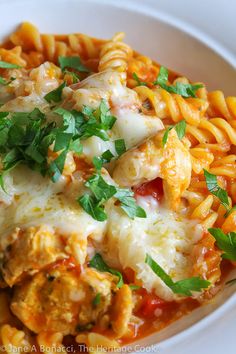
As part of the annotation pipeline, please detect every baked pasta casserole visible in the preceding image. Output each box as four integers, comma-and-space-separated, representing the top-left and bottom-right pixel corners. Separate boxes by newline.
0, 22, 235, 353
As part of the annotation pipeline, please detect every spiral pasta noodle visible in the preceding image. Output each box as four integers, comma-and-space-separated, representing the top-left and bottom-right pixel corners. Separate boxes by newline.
208, 90, 236, 121
0, 325, 31, 354
5, 22, 101, 68
134, 85, 208, 125
98, 32, 133, 72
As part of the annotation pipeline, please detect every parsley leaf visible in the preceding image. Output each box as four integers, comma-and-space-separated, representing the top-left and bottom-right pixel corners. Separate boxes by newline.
162, 126, 173, 147
89, 253, 124, 288
58, 56, 90, 73
79, 172, 146, 221
208, 228, 236, 261
44, 82, 66, 103
225, 205, 236, 218
0, 76, 15, 86
145, 254, 210, 296
129, 284, 141, 291
78, 194, 107, 222
0, 61, 21, 69
49, 149, 68, 182
93, 150, 114, 171
0, 106, 85, 187
92, 293, 101, 306
115, 188, 147, 219
132, 72, 147, 86
204, 170, 230, 211
63, 70, 80, 83
85, 173, 117, 201
162, 120, 186, 147
154, 66, 203, 98
69, 138, 83, 155
115, 139, 126, 156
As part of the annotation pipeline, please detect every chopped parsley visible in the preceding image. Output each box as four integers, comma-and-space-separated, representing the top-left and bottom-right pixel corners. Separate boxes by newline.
132, 72, 147, 86
0, 100, 117, 188
63, 70, 80, 83
162, 120, 186, 147
208, 228, 236, 261
44, 82, 66, 103
115, 139, 126, 156
129, 284, 141, 291
0, 77, 15, 86
89, 253, 124, 288
154, 66, 203, 98
78, 171, 146, 221
93, 150, 114, 171
92, 293, 101, 306
204, 170, 230, 212
58, 56, 90, 73
145, 254, 210, 296
0, 60, 20, 87
0, 61, 21, 69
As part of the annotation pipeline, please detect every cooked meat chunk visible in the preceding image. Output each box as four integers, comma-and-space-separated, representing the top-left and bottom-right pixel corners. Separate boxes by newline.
113, 129, 192, 210
1, 226, 66, 287
111, 284, 133, 337
11, 263, 116, 335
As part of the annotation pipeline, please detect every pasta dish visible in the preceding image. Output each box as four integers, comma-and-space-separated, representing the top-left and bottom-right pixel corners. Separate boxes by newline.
0, 22, 235, 353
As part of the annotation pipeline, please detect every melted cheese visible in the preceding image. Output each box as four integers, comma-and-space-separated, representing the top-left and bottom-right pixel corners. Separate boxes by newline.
102, 196, 202, 301
68, 70, 164, 160
0, 166, 107, 264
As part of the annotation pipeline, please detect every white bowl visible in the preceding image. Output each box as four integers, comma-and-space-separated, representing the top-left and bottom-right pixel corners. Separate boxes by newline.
1, 0, 236, 353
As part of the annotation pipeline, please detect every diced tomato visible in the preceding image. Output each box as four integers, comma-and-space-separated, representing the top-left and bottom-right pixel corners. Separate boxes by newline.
135, 177, 163, 202
139, 293, 168, 318
123, 267, 136, 283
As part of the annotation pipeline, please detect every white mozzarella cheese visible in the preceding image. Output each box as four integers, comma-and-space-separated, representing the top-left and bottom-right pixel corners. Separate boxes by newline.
102, 196, 202, 301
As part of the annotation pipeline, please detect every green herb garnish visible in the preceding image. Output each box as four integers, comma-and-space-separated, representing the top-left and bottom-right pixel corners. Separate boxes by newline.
115, 139, 126, 156
92, 293, 101, 306
0, 77, 15, 86
78, 172, 146, 221
204, 170, 230, 211
58, 56, 90, 73
44, 82, 66, 103
129, 284, 141, 291
0, 100, 116, 188
63, 69, 80, 83
93, 150, 114, 171
0, 61, 21, 69
132, 72, 147, 86
90, 253, 124, 288
154, 66, 203, 98
145, 254, 210, 296
162, 120, 186, 147
115, 188, 147, 219
208, 228, 236, 261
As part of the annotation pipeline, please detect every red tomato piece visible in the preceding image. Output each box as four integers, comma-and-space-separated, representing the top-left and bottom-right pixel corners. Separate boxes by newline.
139, 293, 168, 317
135, 177, 163, 201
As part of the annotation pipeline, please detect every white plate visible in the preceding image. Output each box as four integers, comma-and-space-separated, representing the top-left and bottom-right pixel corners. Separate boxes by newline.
1, 1, 236, 353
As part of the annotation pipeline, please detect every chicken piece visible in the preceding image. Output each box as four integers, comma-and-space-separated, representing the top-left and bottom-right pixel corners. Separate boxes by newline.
111, 284, 133, 338
113, 129, 192, 210
1, 226, 66, 287
0, 62, 61, 111
11, 264, 116, 336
